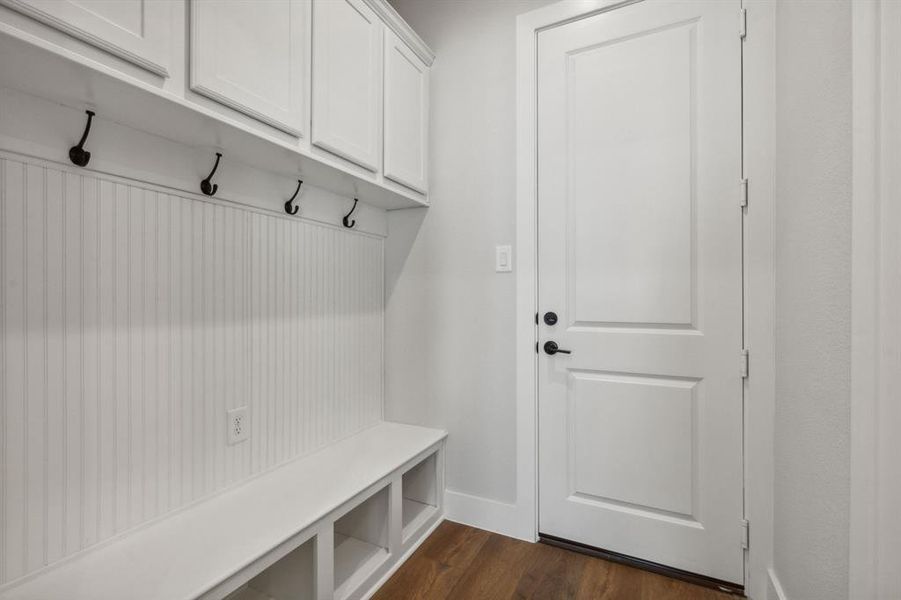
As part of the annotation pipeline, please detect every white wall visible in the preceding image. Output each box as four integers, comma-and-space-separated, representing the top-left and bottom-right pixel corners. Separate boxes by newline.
385, 0, 555, 511
0, 110, 385, 586
772, 1, 851, 598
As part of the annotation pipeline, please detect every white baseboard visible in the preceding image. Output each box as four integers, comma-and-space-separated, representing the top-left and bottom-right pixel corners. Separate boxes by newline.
444, 489, 528, 541
767, 568, 788, 600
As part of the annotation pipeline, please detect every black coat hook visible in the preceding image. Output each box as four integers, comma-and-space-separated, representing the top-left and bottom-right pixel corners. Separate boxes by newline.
342, 198, 359, 229
200, 152, 222, 196
284, 180, 303, 215
69, 110, 95, 167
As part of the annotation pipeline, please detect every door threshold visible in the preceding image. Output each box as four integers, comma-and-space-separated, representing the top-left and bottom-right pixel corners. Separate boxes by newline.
538, 533, 745, 597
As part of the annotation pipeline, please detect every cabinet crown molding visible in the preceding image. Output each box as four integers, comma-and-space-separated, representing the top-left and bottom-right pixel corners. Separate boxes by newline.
363, 0, 435, 66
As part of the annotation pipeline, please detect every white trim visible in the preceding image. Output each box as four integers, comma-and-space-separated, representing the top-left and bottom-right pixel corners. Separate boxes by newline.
444, 490, 521, 540
515, 0, 635, 548
0, 113, 389, 238
849, 2, 878, 596
742, 2, 777, 599
767, 568, 789, 600
361, 0, 435, 66
0, 146, 386, 240
515, 1, 777, 596
850, 1, 901, 598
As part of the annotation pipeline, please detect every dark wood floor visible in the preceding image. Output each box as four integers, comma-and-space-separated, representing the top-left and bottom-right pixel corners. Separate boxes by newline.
374, 521, 740, 600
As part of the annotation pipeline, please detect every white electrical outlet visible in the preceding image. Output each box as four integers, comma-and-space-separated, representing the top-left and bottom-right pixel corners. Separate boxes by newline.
227, 406, 249, 445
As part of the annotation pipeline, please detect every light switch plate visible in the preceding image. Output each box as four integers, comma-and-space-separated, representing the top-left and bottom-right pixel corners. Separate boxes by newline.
496, 245, 513, 272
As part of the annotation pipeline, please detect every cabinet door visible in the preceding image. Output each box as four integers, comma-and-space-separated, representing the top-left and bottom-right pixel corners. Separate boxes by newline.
383, 30, 428, 194
190, 0, 310, 137
0, 0, 171, 76
312, 0, 381, 172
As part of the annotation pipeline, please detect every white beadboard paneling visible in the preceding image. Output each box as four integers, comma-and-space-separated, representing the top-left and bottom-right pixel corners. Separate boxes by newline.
3, 157, 27, 583
24, 162, 45, 573
45, 167, 64, 564
0, 152, 385, 586
62, 170, 82, 557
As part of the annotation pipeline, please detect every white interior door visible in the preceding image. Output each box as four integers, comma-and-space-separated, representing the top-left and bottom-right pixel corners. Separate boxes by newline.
537, 0, 744, 585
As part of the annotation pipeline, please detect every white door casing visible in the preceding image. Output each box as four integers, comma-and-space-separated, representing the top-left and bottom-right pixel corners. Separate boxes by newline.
850, 1, 901, 597
0, 0, 171, 76
537, 0, 744, 584
190, 0, 311, 137
312, 0, 382, 172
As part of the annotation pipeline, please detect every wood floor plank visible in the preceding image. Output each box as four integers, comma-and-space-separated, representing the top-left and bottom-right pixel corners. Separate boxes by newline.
516, 541, 595, 599
442, 532, 537, 598
373, 521, 492, 600
574, 561, 643, 600
373, 521, 740, 600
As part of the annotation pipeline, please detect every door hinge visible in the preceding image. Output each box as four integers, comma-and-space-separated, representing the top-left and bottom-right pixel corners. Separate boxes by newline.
740, 349, 750, 379
741, 519, 750, 549
739, 8, 747, 39
740, 178, 748, 208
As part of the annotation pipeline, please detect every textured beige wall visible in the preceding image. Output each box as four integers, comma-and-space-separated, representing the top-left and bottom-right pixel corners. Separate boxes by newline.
773, 1, 851, 598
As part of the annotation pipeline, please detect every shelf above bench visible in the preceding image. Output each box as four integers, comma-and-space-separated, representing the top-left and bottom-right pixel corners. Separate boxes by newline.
0, 422, 446, 600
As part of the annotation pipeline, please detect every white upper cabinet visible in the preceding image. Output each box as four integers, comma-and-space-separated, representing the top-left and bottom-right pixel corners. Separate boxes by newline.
190, 0, 311, 137
0, 0, 432, 207
0, 0, 172, 76
383, 29, 428, 194
312, 0, 382, 172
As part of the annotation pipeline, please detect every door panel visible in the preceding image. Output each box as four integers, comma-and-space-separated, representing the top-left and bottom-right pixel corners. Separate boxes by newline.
384, 29, 428, 194
190, 0, 310, 137
568, 21, 695, 327
570, 371, 696, 516
537, 0, 743, 584
312, 0, 382, 172
1, 0, 171, 76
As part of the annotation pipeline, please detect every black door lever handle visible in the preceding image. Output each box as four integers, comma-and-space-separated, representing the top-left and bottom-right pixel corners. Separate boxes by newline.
544, 341, 572, 355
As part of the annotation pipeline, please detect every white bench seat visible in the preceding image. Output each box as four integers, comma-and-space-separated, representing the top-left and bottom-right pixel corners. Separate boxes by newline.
0, 422, 446, 600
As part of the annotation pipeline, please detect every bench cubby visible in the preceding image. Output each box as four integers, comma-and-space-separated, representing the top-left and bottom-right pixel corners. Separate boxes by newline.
333, 486, 391, 599
225, 537, 316, 600
401, 452, 440, 542
0, 423, 445, 600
